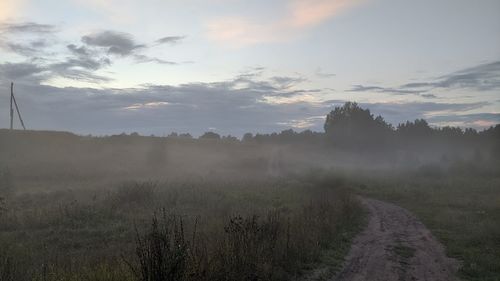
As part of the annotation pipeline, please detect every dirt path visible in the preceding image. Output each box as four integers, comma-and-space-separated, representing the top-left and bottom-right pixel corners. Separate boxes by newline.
334, 198, 460, 281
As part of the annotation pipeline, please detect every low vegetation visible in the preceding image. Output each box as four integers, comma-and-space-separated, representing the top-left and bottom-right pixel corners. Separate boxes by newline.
0, 174, 364, 281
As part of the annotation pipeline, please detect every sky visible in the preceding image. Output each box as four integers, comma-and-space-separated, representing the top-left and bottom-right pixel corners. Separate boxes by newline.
0, 0, 499, 136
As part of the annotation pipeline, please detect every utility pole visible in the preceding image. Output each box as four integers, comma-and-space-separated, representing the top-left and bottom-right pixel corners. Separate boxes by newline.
10, 82, 13, 130
9, 82, 26, 130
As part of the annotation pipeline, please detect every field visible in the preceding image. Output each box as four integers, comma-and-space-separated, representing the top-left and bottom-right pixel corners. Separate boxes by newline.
0, 130, 364, 281
0, 128, 499, 281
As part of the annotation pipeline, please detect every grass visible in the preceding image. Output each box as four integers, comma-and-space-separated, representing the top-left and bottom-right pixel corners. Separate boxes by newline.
300, 206, 367, 281
0, 173, 364, 281
2, 130, 496, 280
353, 166, 500, 281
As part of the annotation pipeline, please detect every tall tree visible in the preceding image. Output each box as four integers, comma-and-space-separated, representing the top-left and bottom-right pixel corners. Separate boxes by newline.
324, 102, 392, 148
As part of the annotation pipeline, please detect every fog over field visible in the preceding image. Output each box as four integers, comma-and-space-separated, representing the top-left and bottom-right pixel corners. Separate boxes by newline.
1, 102, 499, 280
1, 0, 500, 280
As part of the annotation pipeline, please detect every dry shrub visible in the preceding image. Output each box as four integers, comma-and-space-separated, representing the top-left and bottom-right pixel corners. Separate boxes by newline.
133, 191, 358, 281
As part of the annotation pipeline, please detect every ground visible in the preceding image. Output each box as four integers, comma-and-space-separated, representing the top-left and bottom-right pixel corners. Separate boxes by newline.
334, 197, 460, 281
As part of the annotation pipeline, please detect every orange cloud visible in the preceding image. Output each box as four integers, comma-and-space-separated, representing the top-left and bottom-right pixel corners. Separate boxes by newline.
290, 0, 356, 27
472, 119, 497, 128
207, 0, 363, 47
0, 0, 25, 21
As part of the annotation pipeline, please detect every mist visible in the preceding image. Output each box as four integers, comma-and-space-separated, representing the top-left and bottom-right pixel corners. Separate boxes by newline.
1, 0, 500, 279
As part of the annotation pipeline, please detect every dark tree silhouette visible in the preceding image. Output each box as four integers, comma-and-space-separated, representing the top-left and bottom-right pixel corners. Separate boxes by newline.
200, 132, 221, 140
242, 133, 254, 142
324, 102, 392, 148
396, 119, 433, 138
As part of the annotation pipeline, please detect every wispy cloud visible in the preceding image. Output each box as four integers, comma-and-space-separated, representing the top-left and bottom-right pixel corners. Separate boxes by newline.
0, 22, 57, 34
155, 36, 185, 45
428, 113, 500, 129
0, 21, 58, 57
349, 60, 500, 97
81, 30, 145, 56
133, 54, 177, 65
315, 67, 336, 78
349, 84, 423, 95
0, 22, 186, 84
206, 0, 363, 47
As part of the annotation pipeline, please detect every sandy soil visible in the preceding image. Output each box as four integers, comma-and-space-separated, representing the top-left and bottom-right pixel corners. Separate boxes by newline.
334, 198, 460, 281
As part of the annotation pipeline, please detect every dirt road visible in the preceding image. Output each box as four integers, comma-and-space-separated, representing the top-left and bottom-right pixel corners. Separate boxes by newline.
334, 198, 460, 281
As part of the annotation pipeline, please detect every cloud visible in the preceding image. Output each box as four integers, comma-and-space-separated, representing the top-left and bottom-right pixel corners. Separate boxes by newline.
270, 76, 307, 89
1, 71, 495, 135
277, 116, 326, 129
81, 30, 145, 56
349, 60, 500, 97
400, 61, 500, 91
0, 48, 113, 84
123, 101, 170, 110
0, 21, 57, 58
0, 24, 183, 84
0, 73, 326, 135
0, 22, 57, 34
421, 94, 437, 99
0, 60, 112, 84
0, 62, 47, 83
48, 61, 113, 83
315, 67, 336, 78
428, 113, 500, 129
358, 101, 491, 128
155, 36, 185, 45
432, 61, 500, 91
0, 41, 43, 57
206, 0, 363, 46
349, 84, 422, 95
133, 54, 177, 65
78, 30, 183, 65
289, 0, 357, 27
67, 44, 91, 57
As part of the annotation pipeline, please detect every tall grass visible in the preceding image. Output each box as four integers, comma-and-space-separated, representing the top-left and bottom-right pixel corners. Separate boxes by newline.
0, 175, 363, 281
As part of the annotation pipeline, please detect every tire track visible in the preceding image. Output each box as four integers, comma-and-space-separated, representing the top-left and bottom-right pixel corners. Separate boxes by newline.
334, 198, 460, 281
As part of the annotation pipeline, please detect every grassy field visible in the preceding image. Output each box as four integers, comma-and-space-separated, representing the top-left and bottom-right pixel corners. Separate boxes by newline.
0, 166, 364, 281
352, 166, 500, 281
1, 129, 498, 280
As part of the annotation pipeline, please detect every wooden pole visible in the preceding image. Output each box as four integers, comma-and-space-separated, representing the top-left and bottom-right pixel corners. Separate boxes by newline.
11, 83, 26, 130
10, 82, 13, 130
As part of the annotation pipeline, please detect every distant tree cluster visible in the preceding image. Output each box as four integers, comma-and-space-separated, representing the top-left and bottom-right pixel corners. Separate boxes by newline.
322, 102, 498, 148
324, 102, 392, 148
99, 102, 499, 160
240, 129, 324, 145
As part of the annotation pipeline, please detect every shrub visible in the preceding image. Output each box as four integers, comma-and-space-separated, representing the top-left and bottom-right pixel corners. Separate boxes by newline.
132, 191, 359, 281
133, 213, 189, 281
